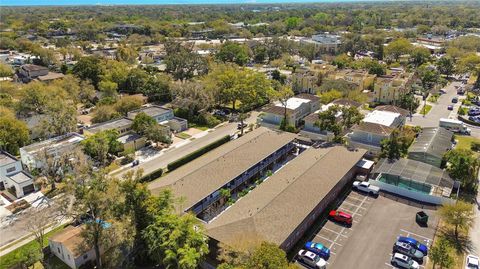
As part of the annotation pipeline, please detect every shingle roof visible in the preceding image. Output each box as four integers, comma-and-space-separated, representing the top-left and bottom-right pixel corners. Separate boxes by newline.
49, 225, 88, 258
296, 93, 320, 102
375, 105, 409, 117
21, 64, 48, 72
353, 122, 394, 136
148, 127, 297, 211
206, 146, 366, 246
262, 105, 293, 116
408, 127, 453, 158
331, 99, 362, 108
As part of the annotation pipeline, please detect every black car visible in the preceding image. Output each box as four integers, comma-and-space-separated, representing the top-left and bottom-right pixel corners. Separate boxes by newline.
132, 160, 140, 167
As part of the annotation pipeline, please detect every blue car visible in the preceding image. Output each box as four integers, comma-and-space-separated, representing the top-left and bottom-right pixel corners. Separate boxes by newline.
397, 236, 428, 255
305, 242, 331, 260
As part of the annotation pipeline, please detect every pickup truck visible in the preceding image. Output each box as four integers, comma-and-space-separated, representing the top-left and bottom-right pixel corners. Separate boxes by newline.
352, 181, 380, 196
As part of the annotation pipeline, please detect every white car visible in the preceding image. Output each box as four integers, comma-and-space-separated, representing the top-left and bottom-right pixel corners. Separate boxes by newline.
466, 254, 479, 269
352, 181, 380, 196
297, 249, 327, 269
391, 252, 419, 269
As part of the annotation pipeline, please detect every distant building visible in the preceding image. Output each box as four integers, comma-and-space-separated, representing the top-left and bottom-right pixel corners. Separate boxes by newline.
20, 133, 85, 170
17, 64, 64, 83
259, 94, 320, 128
83, 118, 133, 136
300, 33, 342, 54
408, 127, 453, 168
327, 69, 376, 92
291, 71, 318, 94
0, 151, 36, 198
49, 225, 97, 269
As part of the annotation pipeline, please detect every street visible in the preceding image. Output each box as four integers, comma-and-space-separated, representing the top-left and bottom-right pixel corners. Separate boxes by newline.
114, 111, 259, 179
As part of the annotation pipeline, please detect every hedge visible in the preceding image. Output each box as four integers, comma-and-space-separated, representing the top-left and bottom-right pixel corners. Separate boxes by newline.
140, 167, 164, 182
167, 135, 231, 172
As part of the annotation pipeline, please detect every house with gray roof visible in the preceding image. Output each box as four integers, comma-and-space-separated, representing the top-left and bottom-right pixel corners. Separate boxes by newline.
0, 151, 36, 198
127, 105, 188, 132
408, 127, 453, 168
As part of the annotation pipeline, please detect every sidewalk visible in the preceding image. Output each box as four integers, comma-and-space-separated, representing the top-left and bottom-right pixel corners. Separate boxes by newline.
0, 219, 69, 257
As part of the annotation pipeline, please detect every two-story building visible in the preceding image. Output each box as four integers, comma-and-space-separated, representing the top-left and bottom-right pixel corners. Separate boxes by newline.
300, 33, 342, 54
347, 107, 406, 155
373, 71, 415, 105
0, 151, 36, 198
259, 94, 320, 128
18, 64, 64, 83
327, 69, 376, 92
20, 133, 85, 170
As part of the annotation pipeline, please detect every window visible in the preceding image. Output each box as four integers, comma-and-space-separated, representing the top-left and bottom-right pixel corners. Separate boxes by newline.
6, 166, 15, 173
67, 254, 70, 260
83, 254, 88, 260
57, 247, 61, 253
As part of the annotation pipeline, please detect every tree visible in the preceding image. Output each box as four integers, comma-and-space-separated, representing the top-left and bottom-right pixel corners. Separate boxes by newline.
0, 114, 29, 155
439, 201, 475, 242
268, 85, 294, 130
98, 80, 119, 100
410, 47, 431, 67
73, 56, 103, 88
319, 89, 343, 104
143, 211, 208, 269
116, 45, 138, 64
216, 41, 250, 66
145, 124, 172, 146
142, 73, 172, 102
70, 170, 134, 269
380, 129, 410, 160
429, 238, 454, 269
39, 97, 77, 138
114, 95, 143, 116
26, 209, 58, 265
132, 112, 157, 135
437, 57, 455, 78
172, 81, 213, 119
385, 38, 413, 62
82, 130, 122, 165
91, 105, 121, 124
316, 105, 342, 139
341, 106, 364, 129
164, 41, 208, 81
397, 93, 419, 115
417, 64, 440, 110
245, 242, 292, 269
443, 149, 479, 191
456, 53, 480, 87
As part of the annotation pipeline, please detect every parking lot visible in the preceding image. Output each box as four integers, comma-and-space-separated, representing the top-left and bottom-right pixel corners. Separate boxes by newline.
295, 190, 439, 269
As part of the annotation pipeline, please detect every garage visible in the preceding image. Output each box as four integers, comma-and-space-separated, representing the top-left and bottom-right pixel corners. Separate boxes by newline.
22, 184, 35, 195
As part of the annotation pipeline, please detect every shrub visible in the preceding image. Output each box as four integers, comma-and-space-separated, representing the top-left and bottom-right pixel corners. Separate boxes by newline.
140, 168, 164, 182
167, 135, 230, 171
471, 141, 480, 152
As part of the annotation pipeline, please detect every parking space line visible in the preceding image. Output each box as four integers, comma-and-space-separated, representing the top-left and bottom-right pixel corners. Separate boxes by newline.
338, 206, 363, 217
400, 229, 432, 241
341, 200, 368, 210
322, 227, 348, 238
314, 234, 343, 247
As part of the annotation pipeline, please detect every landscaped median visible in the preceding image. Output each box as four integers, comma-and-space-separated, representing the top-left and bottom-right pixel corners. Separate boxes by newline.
0, 224, 68, 269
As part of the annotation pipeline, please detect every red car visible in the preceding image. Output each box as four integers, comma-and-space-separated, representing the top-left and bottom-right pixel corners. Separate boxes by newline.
329, 210, 353, 225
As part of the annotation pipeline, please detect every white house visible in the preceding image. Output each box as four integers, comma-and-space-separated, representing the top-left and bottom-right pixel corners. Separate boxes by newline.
347, 107, 405, 155
49, 225, 97, 269
20, 133, 85, 170
259, 94, 320, 128
0, 151, 36, 198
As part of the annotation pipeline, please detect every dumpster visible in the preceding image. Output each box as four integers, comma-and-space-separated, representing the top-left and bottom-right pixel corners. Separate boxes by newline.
416, 211, 429, 226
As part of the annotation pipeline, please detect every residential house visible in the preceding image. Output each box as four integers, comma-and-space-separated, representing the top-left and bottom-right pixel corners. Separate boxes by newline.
373, 71, 414, 105
327, 69, 376, 92
347, 108, 405, 155
259, 94, 320, 128
291, 71, 318, 94
49, 225, 97, 269
0, 151, 37, 198
408, 127, 453, 168
20, 133, 85, 170
17, 64, 64, 83
127, 105, 188, 132
83, 118, 133, 136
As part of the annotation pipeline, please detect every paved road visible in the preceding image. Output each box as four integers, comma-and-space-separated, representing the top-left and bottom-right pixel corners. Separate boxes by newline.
115, 112, 259, 179
470, 173, 480, 256
407, 82, 462, 128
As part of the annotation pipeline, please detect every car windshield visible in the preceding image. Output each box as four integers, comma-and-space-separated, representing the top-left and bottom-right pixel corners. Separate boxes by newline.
313, 255, 320, 262
468, 261, 479, 269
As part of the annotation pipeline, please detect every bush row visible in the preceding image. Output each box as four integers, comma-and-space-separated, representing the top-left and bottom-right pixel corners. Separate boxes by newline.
167, 135, 231, 171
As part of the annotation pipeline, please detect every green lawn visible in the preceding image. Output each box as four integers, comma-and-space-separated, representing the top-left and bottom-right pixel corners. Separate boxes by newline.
455, 135, 480, 153
175, 132, 192, 140
421, 104, 432, 115
0, 225, 68, 269
188, 123, 210, 131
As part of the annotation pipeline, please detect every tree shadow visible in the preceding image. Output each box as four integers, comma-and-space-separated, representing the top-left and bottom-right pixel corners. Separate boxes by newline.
439, 228, 475, 254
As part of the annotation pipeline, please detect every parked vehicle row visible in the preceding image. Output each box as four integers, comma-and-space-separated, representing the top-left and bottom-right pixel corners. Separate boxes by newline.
390, 236, 428, 269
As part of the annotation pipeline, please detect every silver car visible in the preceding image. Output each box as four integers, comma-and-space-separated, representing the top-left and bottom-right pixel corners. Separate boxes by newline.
393, 241, 425, 262
391, 253, 420, 269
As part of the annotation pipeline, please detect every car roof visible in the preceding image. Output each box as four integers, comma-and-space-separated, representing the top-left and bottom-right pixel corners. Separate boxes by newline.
393, 253, 409, 261
398, 236, 417, 243
338, 211, 352, 218
307, 242, 325, 249
467, 255, 479, 265
396, 241, 411, 248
